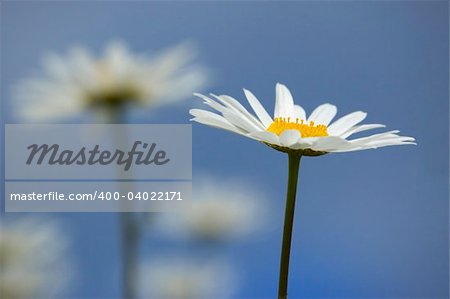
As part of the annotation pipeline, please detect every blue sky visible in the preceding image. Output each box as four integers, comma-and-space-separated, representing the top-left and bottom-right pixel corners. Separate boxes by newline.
1, 1, 449, 298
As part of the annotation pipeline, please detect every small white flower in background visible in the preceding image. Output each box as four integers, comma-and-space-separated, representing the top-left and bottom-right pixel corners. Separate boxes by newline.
156, 177, 264, 242
140, 257, 235, 299
190, 83, 415, 155
0, 218, 72, 299
13, 40, 208, 121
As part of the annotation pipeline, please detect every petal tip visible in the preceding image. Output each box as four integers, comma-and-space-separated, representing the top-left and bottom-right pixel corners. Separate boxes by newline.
193, 92, 205, 98
276, 82, 289, 91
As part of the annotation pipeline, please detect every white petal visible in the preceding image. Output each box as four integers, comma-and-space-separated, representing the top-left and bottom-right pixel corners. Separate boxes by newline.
196, 93, 264, 132
211, 94, 265, 130
309, 136, 354, 152
340, 124, 386, 139
104, 41, 132, 78
214, 94, 254, 118
194, 93, 263, 132
243, 89, 273, 128
194, 93, 228, 114
191, 117, 241, 134
290, 137, 315, 150
364, 138, 416, 148
327, 145, 365, 152
292, 105, 306, 121
307, 103, 337, 126
274, 83, 294, 118
222, 110, 260, 133
248, 131, 280, 145
348, 130, 401, 145
279, 130, 301, 147
189, 109, 245, 135
360, 136, 416, 148
189, 108, 224, 120
327, 111, 367, 136
336, 140, 416, 152
43, 53, 72, 81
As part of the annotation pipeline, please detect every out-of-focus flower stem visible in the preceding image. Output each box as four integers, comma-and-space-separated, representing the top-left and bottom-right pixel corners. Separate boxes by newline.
108, 106, 140, 299
278, 153, 301, 299
121, 212, 140, 299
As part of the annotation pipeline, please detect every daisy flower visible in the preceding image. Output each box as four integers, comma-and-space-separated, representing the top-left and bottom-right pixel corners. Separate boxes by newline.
140, 257, 235, 299
189, 83, 415, 299
155, 177, 263, 242
13, 40, 208, 121
0, 218, 72, 299
190, 83, 415, 155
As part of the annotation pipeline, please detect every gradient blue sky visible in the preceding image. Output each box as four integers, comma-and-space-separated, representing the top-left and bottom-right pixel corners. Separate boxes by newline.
1, 1, 449, 298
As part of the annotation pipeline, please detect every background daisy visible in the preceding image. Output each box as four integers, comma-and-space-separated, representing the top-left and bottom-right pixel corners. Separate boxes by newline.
0, 218, 72, 299
155, 177, 265, 242
12, 40, 208, 122
140, 257, 235, 299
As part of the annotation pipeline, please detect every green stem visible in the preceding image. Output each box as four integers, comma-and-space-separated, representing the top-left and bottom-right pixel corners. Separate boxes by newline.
121, 212, 139, 299
278, 153, 302, 299
109, 107, 139, 299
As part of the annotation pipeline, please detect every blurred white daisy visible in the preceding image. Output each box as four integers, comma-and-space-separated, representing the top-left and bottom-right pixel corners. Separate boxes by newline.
190, 83, 415, 155
156, 177, 264, 242
13, 40, 208, 121
140, 257, 235, 299
0, 218, 72, 299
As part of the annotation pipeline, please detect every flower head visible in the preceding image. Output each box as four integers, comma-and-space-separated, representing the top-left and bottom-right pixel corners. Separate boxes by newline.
13, 41, 208, 121
155, 177, 263, 242
140, 257, 235, 299
0, 218, 71, 299
190, 83, 415, 155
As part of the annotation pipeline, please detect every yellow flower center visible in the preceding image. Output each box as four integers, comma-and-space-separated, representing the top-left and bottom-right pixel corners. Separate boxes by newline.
266, 117, 328, 138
